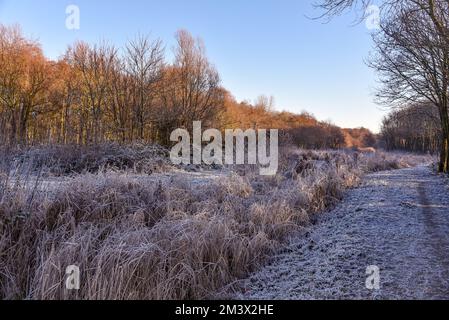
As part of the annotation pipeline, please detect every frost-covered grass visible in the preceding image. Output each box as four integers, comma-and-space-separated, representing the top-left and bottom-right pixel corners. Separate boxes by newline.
238, 165, 449, 300
2, 143, 172, 176
0, 147, 432, 300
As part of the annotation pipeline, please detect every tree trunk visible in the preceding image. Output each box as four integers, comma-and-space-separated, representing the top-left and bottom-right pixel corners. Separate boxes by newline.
438, 109, 449, 173
439, 136, 449, 173
9, 114, 17, 147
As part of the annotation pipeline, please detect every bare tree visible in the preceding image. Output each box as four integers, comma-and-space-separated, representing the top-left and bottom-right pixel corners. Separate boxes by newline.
0, 25, 25, 145
108, 58, 132, 143
155, 30, 225, 144
125, 35, 164, 140
370, 3, 449, 170
319, 0, 449, 172
65, 42, 118, 144
0, 25, 51, 145
173, 30, 224, 127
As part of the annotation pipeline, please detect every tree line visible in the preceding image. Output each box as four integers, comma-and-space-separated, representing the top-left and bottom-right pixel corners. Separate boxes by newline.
0, 23, 375, 151
380, 103, 440, 154
0, 26, 225, 146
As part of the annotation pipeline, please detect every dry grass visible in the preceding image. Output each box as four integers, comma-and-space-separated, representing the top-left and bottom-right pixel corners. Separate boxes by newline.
0, 148, 432, 300
6, 143, 172, 176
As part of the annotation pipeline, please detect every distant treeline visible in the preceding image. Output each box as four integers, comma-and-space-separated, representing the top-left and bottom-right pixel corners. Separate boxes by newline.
319, 0, 449, 172
0, 24, 375, 150
380, 103, 441, 154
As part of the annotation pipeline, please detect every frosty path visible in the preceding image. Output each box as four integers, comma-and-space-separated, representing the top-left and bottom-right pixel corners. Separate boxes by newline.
237, 165, 449, 300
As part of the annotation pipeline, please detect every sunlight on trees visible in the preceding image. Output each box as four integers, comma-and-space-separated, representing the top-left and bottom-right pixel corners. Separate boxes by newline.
0, 23, 368, 150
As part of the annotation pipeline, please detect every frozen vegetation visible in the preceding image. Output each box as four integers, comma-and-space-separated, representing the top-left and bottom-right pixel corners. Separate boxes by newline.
235, 165, 449, 300
0, 145, 434, 299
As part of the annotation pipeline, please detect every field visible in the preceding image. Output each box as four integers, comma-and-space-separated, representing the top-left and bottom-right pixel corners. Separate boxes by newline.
0, 144, 432, 300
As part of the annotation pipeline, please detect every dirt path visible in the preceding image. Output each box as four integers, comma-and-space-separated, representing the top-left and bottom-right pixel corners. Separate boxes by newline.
236, 165, 449, 300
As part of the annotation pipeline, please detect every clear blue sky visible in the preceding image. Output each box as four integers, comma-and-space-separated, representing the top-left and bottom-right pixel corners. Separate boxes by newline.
0, 0, 386, 132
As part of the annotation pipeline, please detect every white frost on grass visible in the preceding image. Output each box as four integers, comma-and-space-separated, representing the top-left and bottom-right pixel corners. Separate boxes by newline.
235, 165, 449, 300
6, 169, 228, 199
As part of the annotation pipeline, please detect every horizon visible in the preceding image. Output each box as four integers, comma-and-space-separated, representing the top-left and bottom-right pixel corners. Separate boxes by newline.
0, 0, 385, 133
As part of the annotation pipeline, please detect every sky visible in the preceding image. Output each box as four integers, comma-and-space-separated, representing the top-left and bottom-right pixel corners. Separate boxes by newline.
0, 0, 386, 132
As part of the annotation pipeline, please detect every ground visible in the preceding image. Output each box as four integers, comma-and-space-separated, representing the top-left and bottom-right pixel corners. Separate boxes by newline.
236, 165, 449, 300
